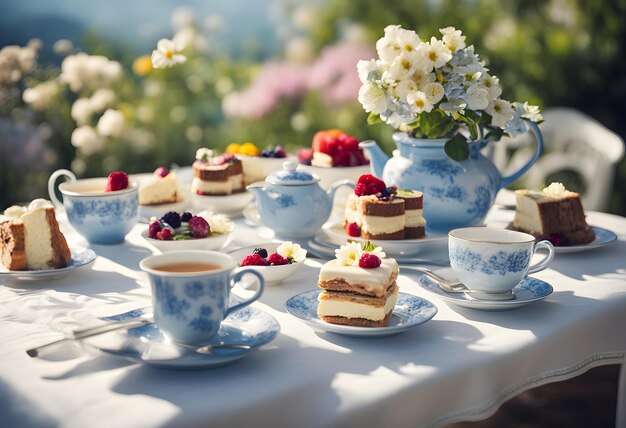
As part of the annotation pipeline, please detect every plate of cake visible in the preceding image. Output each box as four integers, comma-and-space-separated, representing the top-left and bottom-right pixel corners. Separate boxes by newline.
0, 199, 96, 280
506, 182, 617, 253
285, 241, 437, 336
134, 167, 190, 221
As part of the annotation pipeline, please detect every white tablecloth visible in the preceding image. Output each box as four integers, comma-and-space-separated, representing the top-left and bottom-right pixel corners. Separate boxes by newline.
1, 207, 625, 428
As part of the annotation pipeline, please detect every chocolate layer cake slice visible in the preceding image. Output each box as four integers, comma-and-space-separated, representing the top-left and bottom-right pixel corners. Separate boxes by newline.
191, 152, 244, 196
396, 190, 426, 239
358, 195, 406, 240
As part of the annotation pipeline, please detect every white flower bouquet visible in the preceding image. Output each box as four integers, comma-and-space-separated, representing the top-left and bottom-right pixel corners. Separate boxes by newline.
357, 25, 543, 160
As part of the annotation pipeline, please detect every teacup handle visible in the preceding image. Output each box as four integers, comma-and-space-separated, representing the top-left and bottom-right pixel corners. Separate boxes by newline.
226, 269, 265, 316
48, 169, 77, 208
528, 240, 555, 274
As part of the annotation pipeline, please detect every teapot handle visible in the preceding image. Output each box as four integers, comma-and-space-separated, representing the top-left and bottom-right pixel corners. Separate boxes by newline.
327, 179, 355, 202
499, 122, 543, 189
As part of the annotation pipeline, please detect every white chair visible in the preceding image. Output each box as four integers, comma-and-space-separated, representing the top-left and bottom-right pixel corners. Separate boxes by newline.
492, 107, 625, 211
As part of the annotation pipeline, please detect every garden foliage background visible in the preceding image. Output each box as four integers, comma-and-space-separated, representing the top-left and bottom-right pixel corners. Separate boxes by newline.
0, 0, 624, 214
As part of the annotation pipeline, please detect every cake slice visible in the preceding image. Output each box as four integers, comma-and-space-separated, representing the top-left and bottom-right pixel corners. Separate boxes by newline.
191, 149, 244, 196
139, 168, 182, 205
1, 199, 71, 270
396, 190, 426, 239
317, 242, 399, 327
359, 195, 405, 240
512, 182, 595, 245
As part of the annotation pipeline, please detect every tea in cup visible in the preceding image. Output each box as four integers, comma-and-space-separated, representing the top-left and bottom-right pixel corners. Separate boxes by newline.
48, 169, 138, 244
139, 250, 265, 345
448, 227, 554, 299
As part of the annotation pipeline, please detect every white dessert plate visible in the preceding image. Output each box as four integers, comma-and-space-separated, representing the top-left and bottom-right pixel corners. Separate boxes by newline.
416, 274, 553, 311
191, 191, 254, 216
0, 247, 96, 281
322, 221, 448, 257
140, 230, 231, 253
229, 243, 305, 286
552, 226, 617, 253
83, 305, 280, 369
285, 290, 437, 337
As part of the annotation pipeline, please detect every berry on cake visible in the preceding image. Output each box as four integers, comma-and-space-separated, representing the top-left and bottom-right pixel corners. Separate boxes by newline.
317, 241, 398, 327
191, 148, 244, 196
138, 167, 183, 206
511, 182, 595, 245
0, 199, 71, 270
344, 174, 426, 240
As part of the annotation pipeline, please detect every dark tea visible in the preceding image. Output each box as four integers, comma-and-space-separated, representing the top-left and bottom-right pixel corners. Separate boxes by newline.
153, 262, 222, 273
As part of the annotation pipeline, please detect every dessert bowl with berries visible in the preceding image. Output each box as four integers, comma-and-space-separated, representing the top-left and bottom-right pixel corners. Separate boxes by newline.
141, 210, 234, 252
228, 242, 307, 285
227, 142, 297, 185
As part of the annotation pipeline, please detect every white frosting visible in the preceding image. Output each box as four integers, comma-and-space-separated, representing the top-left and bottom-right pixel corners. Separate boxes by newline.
4, 205, 27, 218
317, 288, 398, 321
27, 199, 53, 211
191, 174, 243, 194
195, 148, 214, 161
405, 209, 426, 227
361, 215, 405, 234
311, 152, 332, 168
344, 193, 361, 225
542, 182, 571, 197
319, 258, 398, 294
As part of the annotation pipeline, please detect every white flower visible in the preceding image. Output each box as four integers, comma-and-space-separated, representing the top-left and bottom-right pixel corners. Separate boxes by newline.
151, 38, 187, 69
387, 52, 418, 81
97, 109, 125, 137
363, 244, 386, 259
416, 37, 453, 70
487, 99, 515, 128
422, 82, 445, 104
543, 182, 569, 196
391, 79, 418, 102
519, 102, 543, 122
277, 241, 307, 263
195, 148, 214, 162
197, 211, 234, 235
52, 39, 74, 55
440, 27, 466, 52
173, 26, 196, 51
376, 25, 402, 64
335, 241, 363, 266
71, 98, 93, 125
61, 53, 122, 92
89, 88, 116, 112
407, 91, 434, 114
357, 59, 383, 84
465, 84, 490, 110
358, 83, 388, 114
395, 27, 421, 54
71, 126, 105, 156
22, 81, 59, 111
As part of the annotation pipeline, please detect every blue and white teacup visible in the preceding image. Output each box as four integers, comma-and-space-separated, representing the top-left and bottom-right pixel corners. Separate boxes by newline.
48, 169, 138, 244
139, 250, 265, 345
449, 227, 554, 297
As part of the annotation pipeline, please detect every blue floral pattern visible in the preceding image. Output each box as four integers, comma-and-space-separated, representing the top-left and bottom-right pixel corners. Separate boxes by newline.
429, 185, 466, 201
154, 279, 190, 319
66, 197, 138, 225
466, 185, 492, 219
418, 159, 462, 184
450, 247, 531, 276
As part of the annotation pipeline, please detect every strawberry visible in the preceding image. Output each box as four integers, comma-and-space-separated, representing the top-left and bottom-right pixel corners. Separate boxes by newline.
332, 151, 351, 167
105, 171, 129, 192
154, 167, 170, 178
346, 222, 361, 237
241, 254, 269, 266
359, 253, 381, 269
337, 133, 359, 152
267, 252, 289, 265
156, 228, 173, 240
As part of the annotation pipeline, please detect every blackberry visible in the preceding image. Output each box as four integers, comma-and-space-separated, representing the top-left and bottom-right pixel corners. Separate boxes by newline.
181, 212, 193, 222
253, 247, 268, 258
161, 211, 181, 228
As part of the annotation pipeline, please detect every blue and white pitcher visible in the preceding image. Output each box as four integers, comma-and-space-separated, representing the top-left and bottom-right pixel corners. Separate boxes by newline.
359, 122, 543, 232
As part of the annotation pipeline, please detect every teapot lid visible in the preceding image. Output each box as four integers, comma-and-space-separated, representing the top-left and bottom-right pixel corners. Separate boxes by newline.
266, 161, 319, 185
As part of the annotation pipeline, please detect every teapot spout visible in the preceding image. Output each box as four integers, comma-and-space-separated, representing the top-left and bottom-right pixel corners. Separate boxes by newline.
359, 140, 388, 179
246, 182, 267, 203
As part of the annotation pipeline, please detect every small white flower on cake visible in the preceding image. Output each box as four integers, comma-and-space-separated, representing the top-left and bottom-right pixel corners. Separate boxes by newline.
277, 241, 307, 263
197, 211, 234, 235
151, 38, 187, 69
361, 241, 386, 259
195, 147, 214, 162
543, 182, 569, 196
336, 241, 364, 266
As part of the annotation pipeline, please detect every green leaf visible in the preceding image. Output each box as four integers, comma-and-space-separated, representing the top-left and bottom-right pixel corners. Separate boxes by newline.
457, 114, 478, 140
478, 112, 493, 126
484, 128, 505, 142
444, 134, 469, 161
362, 241, 376, 252
419, 111, 456, 138
367, 112, 382, 125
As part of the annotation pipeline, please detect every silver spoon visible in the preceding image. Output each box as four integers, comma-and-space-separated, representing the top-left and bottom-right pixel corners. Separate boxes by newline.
401, 266, 468, 293
167, 340, 253, 355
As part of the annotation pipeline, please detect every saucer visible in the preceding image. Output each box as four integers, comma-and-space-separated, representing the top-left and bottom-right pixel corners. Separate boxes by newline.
417, 274, 553, 311
285, 290, 437, 337
322, 222, 447, 257
0, 247, 96, 281
191, 192, 254, 216
84, 305, 280, 369
554, 226, 617, 253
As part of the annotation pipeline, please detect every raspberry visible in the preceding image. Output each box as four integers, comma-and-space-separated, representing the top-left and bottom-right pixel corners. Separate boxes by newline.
241, 254, 269, 266
298, 148, 313, 165
346, 222, 361, 237
354, 174, 386, 196
188, 216, 210, 238
359, 253, 381, 269
154, 167, 170, 178
337, 134, 359, 152
148, 220, 162, 238
332, 151, 351, 167
161, 211, 181, 228
267, 252, 289, 265
156, 228, 173, 240
105, 171, 129, 192
181, 212, 193, 222
253, 248, 268, 258
274, 147, 287, 158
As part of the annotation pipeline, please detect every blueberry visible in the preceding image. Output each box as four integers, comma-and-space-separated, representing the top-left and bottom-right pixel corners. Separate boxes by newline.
253, 248, 268, 258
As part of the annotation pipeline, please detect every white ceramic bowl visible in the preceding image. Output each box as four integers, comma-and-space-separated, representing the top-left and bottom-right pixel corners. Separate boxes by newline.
237, 154, 297, 183
141, 229, 232, 253
229, 242, 305, 285
298, 164, 371, 189
191, 191, 254, 216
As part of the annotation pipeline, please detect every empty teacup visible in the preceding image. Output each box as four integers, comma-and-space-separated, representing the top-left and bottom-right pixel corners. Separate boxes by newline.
448, 227, 554, 299
139, 250, 265, 345
48, 169, 138, 244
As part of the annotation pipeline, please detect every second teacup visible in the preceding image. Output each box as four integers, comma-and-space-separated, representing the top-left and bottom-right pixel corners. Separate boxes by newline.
448, 227, 554, 297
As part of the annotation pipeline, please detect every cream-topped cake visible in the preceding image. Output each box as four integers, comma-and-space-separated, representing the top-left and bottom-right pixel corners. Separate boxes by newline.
317, 242, 398, 327
139, 168, 182, 205
192, 148, 244, 196
512, 182, 595, 246
0, 199, 71, 270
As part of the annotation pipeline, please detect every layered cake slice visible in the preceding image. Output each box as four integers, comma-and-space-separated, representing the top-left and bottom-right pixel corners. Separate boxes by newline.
1, 199, 71, 270
396, 190, 426, 239
317, 242, 399, 327
512, 182, 595, 245
139, 167, 183, 205
191, 148, 244, 196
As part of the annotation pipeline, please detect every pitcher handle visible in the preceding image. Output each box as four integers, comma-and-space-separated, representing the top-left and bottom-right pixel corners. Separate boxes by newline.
225, 269, 265, 317
48, 169, 76, 208
499, 121, 543, 189
528, 240, 555, 274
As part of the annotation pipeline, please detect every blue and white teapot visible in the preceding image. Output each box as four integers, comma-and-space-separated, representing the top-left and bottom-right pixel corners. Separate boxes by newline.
247, 161, 354, 238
